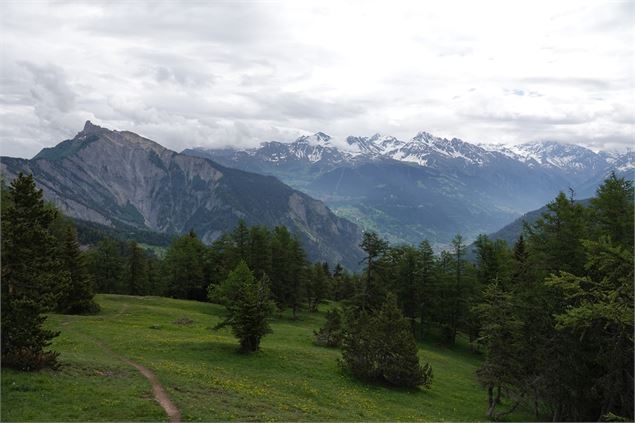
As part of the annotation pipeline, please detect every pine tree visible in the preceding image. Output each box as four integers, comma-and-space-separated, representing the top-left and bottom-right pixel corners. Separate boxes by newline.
164, 231, 206, 300
1, 173, 63, 370
126, 241, 148, 295
546, 237, 634, 420
306, 262, 328, 312
85, 237, 125, 293
248, 225, 272, 280
270, 225, 293, 309
449, 234, 466, 345
475, 281, 524, 420
359, 231, 388, 311
57, 226, 100, 314
213, 261, 275, 353
417, 240, 435, 339
589, 172, 633, 249
232, 219, 250, 264
374, 294, 433, 388
288, 237, 307, 319
340, 294, 433, 388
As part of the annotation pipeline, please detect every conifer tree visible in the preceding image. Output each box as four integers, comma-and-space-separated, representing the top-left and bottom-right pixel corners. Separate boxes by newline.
164, 230, 206, 299
126, 241, 148, 295
359, 231, 388, 311
248, 225, 272, 280
57, 226, 100, 314
374, 294, 433, 388
214, 261, 275, 352
340, 294, 433, 388
417, 240, 435, 339
589, 172, 633, 249
306, 262, 328, 312
232, 219, 250, 263
85, 237, 125, 293
1, 173, 63, 370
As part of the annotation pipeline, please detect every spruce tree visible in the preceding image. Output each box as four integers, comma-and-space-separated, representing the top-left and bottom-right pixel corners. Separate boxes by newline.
1, 173, 63, 370
57, 226, 100, 314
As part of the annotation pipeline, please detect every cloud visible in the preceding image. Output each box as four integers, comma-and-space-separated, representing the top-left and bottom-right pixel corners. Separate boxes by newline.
0, 0, 632, 158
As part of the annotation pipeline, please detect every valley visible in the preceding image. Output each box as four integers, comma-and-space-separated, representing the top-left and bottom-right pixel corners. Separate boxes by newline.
185, 131, 633, 248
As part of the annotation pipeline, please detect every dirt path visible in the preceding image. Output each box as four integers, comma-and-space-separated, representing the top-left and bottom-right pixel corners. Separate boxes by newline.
120, 357, 181, 423
67, 303, 182, 422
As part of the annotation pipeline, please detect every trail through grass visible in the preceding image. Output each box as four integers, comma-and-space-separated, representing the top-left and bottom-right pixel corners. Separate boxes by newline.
1, 294, 535, 421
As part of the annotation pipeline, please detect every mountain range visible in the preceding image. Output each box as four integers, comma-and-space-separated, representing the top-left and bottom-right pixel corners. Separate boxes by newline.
0, 122, 363, 268
184, 131, 633, 247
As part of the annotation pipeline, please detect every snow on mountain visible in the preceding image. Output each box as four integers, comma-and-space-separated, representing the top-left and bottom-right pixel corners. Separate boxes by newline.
480, 141, 604, 172
185, 131, 632, 179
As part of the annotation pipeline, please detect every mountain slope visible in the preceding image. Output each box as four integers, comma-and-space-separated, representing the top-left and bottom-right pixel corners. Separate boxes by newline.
186, 132, 632, 247
0, 121, 363, 268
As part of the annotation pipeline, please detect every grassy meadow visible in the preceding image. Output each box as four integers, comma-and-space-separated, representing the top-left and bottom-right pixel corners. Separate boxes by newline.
1, 294, 535, 421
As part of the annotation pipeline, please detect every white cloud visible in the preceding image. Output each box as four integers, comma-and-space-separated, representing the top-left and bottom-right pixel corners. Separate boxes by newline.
0, 0, 632, 158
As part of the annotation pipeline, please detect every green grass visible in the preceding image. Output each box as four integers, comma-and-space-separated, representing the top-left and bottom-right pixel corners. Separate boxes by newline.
1, 295, 535, 421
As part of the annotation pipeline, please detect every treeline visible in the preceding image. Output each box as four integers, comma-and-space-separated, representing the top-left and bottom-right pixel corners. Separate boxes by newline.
85, 223, 340, 319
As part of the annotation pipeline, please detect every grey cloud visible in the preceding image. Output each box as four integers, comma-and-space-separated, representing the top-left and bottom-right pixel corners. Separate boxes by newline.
20, 62, 76, 113
0, 1, 632, 157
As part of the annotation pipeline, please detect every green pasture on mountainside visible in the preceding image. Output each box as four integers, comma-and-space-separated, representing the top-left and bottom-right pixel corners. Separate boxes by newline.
1, 294, 535, 422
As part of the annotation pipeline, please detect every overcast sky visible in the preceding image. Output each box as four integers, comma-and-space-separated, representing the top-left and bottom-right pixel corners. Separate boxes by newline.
0, 0, 633, 158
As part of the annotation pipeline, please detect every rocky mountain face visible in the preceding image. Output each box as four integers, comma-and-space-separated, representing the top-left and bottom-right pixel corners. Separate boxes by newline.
0, 122, 363, 268
184, 132, 633, 248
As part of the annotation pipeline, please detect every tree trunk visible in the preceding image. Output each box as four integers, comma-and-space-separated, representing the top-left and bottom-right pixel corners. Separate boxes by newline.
495, 386, 502, 404
487, 386, 496, 419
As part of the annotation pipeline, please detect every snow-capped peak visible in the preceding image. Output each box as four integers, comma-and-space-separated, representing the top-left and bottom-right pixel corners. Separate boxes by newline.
294, 132, 332, 147
481, 140, 602, 171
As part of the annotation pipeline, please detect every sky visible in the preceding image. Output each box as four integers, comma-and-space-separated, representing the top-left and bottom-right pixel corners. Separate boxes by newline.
0, 0, 633, 159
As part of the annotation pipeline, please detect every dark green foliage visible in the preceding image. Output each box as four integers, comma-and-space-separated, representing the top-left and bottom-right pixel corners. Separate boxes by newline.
126, 241, 148, 295
340, 295, 433, 389
306, 262, 329, 312
476, 176, 635, 422
213, 262, 275, 353
358, 231, 389, 311
545, 237, 634, 420
589, 172, 633, 249
1, 173, 63, 370
164, 231, 208, 300
248, 226, 272, 280
269, 226, 307, 318
57, 226, 100, 314
314, 308, 343, 347
85, 237, 126, 293
0, 298, 60, 371
528, 192, 588, 275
